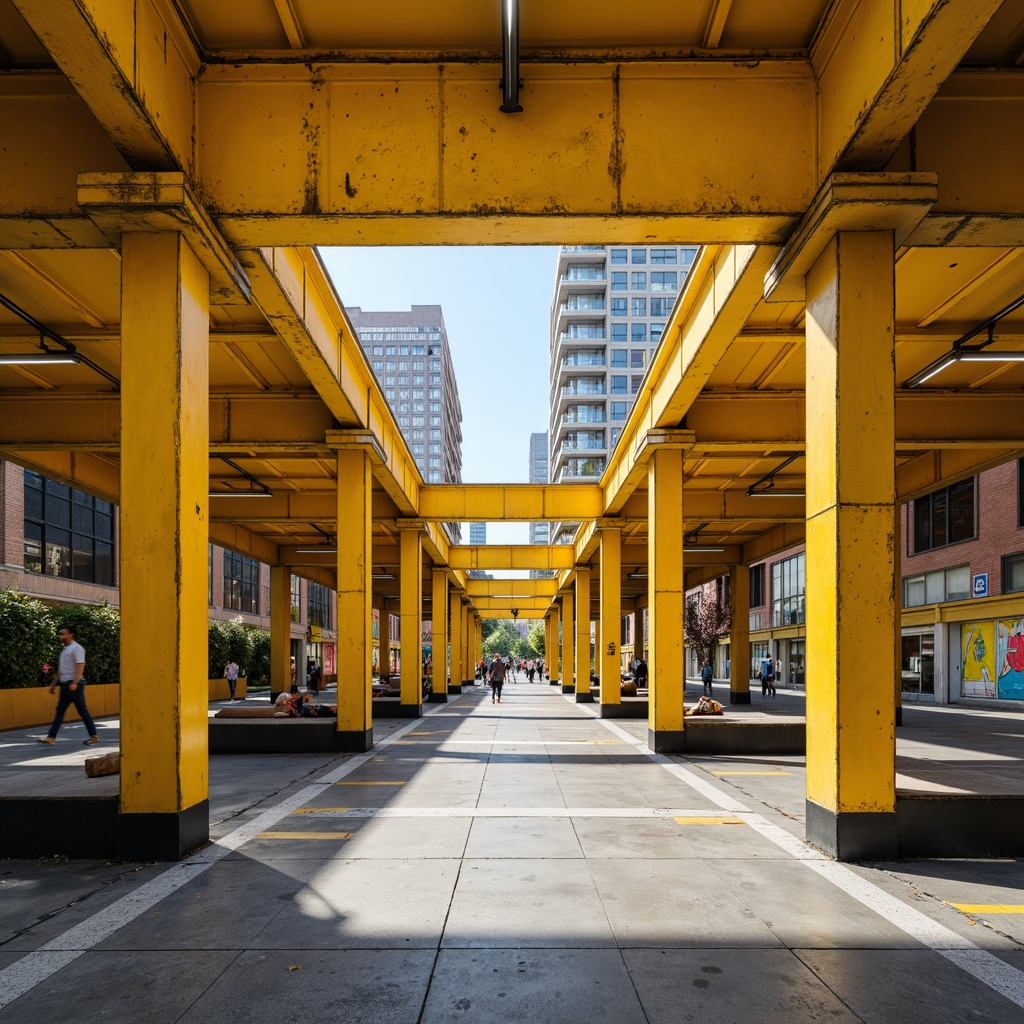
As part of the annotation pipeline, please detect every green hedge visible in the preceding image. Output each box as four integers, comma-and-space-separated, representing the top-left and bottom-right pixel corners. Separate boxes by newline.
0, 588, 273, 689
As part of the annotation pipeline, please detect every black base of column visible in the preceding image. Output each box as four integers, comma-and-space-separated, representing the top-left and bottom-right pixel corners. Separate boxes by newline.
600, 701, 648, 719
806, 799, 898, 861
561, 683, 575, 694
730, 689, 752, 704
648, 728, 687, 753
426, 692, 448, 703
372, 702, 423, 718
575, 691, 595, 703
333, 728, 374, 752
118, 800, 209, 861
447, 684, 463, 695
549, 678, 560, 686
895, 705, 903, 727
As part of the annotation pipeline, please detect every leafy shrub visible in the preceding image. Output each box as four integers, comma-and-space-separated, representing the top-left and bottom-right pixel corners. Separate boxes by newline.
246, 626, 271, 684
0, 589, 57, 689
45, 603, 121, 686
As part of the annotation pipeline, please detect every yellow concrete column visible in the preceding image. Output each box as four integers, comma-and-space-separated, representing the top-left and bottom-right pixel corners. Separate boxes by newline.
336, 449, 373, 750
119, 232, 209, 860
379, 601, 392, 680
805, 231, 897, 860
430, 569, 449, 703
575, 568, 593, 703
449, 588, 463, 695
729, 565, 751, 704
599, 527, 622, 712
462, 602, 472, 685
270, 566, 293, 701
895, 503, 904, 728
549, 604, 561, 685
648, 448, 686, 752
399, 526, 424, 715
560, 593, 574, 695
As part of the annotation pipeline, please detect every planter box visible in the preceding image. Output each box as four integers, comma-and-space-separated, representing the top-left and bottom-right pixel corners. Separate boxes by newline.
0, 683, 120, 731
208, 676, 247, 701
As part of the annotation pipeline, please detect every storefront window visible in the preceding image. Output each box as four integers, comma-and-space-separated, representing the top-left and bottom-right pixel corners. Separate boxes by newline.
901, 634, 934, 694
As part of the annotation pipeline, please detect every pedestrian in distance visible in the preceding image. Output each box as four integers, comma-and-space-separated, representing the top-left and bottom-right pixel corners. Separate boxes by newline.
701, 661, 714, 696
760, 656, 776, 697
38, 624, 99, 746
224, 658, 240, 701
489, 656, 506, 703
632, 656, 648, 688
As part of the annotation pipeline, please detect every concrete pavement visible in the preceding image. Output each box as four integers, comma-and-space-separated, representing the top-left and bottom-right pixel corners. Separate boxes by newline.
2, 682, 1024, 1021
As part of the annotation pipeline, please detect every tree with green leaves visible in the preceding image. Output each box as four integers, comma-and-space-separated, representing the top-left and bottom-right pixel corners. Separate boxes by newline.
526, 621, 545, 658
0, 590, 55, 688
482, 621, 524, 659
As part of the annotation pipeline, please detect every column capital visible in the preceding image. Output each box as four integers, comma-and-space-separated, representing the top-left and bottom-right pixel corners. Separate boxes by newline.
765, 171, 936, 302
78, 171, 250, 303
326, 429, 388, 464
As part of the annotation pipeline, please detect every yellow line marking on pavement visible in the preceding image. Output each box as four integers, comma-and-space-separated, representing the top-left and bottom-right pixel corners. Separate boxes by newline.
335, 781, 405, 786
711, 771, 793, 776
949, 904, 1024, 915
408, 731, 453, 735
675, 816, 745, 826
291, 807, 350, 814
259, 831, 353, 840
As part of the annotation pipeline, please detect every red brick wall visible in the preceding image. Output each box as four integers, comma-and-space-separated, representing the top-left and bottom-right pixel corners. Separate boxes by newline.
903, 461, 1023, 594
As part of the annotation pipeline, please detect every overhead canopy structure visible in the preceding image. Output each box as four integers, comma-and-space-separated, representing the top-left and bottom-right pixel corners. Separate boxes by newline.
2, 0, 1023, 861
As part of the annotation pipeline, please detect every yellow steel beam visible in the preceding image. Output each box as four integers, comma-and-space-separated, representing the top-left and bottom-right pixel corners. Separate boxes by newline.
603, 245, 778, 513
418, 484, 603, 523
465, 580, 559, 599
814, 0, 1002, 174
199, 61, 814, 245
11, 0, 193, 169
473, 598, 551, 615
448, 545, 575, 571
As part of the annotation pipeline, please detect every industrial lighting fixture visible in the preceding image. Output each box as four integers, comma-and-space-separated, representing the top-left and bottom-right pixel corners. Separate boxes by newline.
683, 523, 726, 553
0, 348, 82, 365
295, 546, 337, 554
371, 572, 396, 581
627, 570, 648, 580
208, 455, 272, 498
747, 453, 805, 498
904, 292, 1024, 388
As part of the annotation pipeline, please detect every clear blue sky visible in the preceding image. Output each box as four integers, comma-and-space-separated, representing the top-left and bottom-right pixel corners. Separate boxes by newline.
319, 246, 559, 545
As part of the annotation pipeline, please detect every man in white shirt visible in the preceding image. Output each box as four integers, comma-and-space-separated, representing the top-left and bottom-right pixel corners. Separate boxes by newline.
224, 659, 240, 701
38, 624, 98, 745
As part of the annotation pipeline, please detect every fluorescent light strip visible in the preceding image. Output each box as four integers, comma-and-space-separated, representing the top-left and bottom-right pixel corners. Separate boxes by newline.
0, 352, 82, 365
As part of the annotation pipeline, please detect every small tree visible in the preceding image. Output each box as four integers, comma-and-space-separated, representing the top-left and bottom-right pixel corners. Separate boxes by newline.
482, 621, 524, 659
0, 590, 56, 688
245, 626, 272, 684
684, 591, 731, 671
526, 621, 545, 658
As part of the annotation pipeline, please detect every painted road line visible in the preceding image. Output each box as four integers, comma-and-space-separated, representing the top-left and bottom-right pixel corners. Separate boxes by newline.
335, 780, 406, 786
0, 694, 465, 1010
675, 816, 745, 825
949, 904, 1024, 914
441, 739, 621, 745
258, 832, 353, 840
711, 771, 793, 776
290, 806, 736, 819
587, 699, 1024, 1009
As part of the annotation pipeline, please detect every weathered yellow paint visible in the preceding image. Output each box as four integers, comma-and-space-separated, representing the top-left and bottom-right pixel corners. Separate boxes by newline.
561, 593, 574, 690
550, 605, 561, 683
465, 579, 558, 598
269, 565, 292, 694
418, 485, 603, 523
805, 232, 896, 815
431, 569, 448, 697
449, 545, 575, 571
336, 449, 373, 735
575, 568, 591, 697
449, 586, 462, 689
259, 832, 352, 840
600, 527, 621, 706
399, 527, 423, 706
729, 564, 751, 699
648, 448, 685, 737
120, 232, 208, 816
948, 904, 1024, 915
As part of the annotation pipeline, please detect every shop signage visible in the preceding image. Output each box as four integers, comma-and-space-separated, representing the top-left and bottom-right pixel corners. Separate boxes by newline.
972, 573, 989, 598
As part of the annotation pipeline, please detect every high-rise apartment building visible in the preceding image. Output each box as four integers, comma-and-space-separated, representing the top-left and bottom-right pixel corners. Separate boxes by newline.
528, 432, 549, 547
469, 522, 487, 545
548, 245, 698, 542
349, 305, 464, 488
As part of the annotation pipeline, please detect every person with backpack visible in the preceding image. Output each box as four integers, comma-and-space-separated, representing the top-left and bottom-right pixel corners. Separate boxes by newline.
760, 656, 776, 697
489, 656, 506, 703
701, 661, 714, 695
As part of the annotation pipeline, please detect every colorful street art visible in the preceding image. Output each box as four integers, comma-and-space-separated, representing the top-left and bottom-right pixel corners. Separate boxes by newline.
997, 617, 1024, 701
961, 622, 996, 697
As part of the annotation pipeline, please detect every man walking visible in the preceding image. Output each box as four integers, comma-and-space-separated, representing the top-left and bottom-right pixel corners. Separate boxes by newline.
224, 658, 240, 701
38, 624, 98, 746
